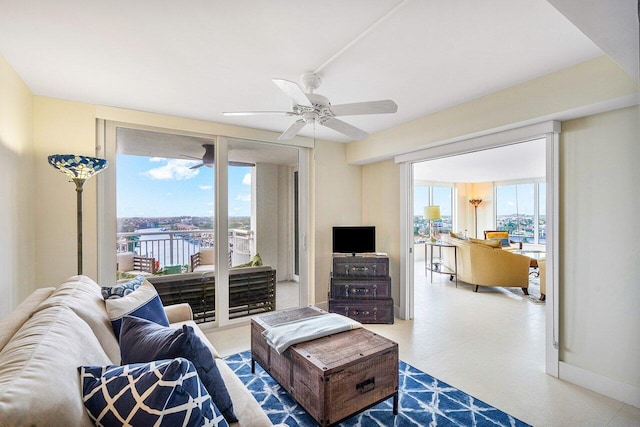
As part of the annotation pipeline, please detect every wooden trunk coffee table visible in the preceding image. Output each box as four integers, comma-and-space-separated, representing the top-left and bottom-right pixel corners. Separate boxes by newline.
251, 306, 399, 426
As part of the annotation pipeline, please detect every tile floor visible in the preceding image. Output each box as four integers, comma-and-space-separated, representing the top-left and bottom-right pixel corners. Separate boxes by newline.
205, 271, 640, 426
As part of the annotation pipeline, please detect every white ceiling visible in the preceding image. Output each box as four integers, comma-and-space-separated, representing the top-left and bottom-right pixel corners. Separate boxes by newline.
0, 1, 636, 143
413, 138, 546, 183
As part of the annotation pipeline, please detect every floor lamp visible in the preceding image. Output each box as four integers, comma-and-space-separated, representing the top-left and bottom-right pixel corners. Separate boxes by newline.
424, 205, 441, 242
469, 199, 483, 238
48, 154, 108, 275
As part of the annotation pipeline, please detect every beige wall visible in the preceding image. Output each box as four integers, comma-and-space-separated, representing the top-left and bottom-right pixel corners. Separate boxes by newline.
0, 54, 35, 317
560, 105, 640, 388
347, 56, 638, 165
313, 141, 362, 304
362, 159, 401, 304
33, 97, 98, 286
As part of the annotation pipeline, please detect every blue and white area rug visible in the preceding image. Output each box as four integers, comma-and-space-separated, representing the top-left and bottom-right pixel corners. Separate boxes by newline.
224, 351, 530, 426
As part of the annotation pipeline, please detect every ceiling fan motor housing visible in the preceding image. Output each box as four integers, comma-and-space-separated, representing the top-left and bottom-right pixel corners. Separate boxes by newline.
301, 71, 322, 92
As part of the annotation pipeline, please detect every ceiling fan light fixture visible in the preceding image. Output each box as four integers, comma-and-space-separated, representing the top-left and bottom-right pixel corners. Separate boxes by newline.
225, 74, 397, 141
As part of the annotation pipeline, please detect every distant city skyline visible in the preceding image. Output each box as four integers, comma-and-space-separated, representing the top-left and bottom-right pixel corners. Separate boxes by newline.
413, 183, 545, 216
117, 154, 252, 218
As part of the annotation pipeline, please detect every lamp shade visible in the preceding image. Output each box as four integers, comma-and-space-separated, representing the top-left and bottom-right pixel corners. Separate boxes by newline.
424, 205, 440, 220
48, 154, 108, 180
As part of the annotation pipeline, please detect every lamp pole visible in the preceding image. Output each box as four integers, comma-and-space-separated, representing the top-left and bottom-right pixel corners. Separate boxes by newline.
469, 199, 483, 238
48, 154, 108, 276
73, 178, 85, 275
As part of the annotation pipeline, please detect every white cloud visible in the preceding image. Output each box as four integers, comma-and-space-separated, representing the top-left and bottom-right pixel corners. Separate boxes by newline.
143, 159, 199, 180
200, 185, 213, 190
236, 193, 251, 202
242, 173, 251, 185
149, 157, 166, 162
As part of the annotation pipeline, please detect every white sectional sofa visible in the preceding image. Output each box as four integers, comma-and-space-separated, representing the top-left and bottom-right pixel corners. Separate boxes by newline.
0, 275, 278, 426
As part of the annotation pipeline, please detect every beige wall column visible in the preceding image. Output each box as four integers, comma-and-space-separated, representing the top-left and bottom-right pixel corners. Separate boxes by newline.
313, 141, 362, 305
559, 105, 640, 406
0, 54, 35, 317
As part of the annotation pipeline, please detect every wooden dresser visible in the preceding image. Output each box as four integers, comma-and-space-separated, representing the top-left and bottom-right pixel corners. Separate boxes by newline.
328, 253, 394, 324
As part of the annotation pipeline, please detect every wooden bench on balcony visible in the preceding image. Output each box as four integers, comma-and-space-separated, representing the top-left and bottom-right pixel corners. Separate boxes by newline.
148, 265, 276, 322
190, 247, 215, 273
116, 252, 157, 276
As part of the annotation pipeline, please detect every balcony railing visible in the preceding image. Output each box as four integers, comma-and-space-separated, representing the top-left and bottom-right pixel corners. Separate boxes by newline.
116, 229, 254, 271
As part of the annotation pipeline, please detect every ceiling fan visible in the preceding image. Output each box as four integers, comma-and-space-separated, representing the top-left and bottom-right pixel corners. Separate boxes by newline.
223, 72, 398, 141
186, 144, 254, 169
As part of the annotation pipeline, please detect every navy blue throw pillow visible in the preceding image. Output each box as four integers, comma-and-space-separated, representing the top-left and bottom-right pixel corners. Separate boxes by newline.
79, 358, 228, 427
119, 315, 238, 423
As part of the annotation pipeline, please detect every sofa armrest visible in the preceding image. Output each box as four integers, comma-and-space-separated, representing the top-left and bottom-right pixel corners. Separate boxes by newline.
164, 303, 193, 323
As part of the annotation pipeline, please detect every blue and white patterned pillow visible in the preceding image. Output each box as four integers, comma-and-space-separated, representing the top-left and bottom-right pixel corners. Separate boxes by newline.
103, 279, 169, 339
101, 276, 145, 299
79, 358, 229, 427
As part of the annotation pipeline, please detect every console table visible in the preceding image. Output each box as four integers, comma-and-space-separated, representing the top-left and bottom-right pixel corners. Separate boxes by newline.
425, 241, 457, 285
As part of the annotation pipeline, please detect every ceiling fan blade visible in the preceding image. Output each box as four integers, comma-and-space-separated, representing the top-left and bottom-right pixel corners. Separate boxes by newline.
278, 119, 307, 140
189, 163, 206, 170
273, 79, 312, 107
322, 117, 369, 140
330, 100, 398, 116
222, 111, 295, 116
229, 161, 255, 167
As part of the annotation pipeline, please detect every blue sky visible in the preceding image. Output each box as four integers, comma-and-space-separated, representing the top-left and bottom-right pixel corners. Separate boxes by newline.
117, 155, 252, 217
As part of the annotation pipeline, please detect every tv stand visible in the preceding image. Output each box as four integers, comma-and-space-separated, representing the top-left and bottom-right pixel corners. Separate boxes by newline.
329, 253, 393, 324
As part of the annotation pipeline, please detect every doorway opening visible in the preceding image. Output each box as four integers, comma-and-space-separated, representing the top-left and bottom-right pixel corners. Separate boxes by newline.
397, 121, 560, 376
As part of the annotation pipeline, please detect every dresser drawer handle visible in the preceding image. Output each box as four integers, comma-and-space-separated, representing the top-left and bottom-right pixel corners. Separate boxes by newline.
351, 266, 369, 272
356, 377, 376, 394
353, 309, 370, 315
350, 287, 369, 295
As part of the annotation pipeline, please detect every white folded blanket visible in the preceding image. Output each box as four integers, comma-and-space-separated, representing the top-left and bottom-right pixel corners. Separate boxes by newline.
262, 313, 362, 354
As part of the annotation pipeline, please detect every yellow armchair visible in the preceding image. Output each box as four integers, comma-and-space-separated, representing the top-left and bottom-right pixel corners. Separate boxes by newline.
483, 230, 523, 250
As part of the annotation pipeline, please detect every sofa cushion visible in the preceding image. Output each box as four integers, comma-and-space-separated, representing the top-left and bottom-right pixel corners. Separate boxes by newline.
489, 237, 512, 247
116, 252, 135, 271
449, 231, 468, 240
36, 275, 121, 363
469, 237, 502, 248
200, 247, 216, 265
103, 279, 169, 339
119, 315, 238, 423
80, 358, 228, 427
231, 253, 263, 269
0, 287, 55, 353
0, 305, 111, 427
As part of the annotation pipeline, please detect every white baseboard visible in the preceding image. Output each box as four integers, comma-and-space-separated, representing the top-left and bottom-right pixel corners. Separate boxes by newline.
315, 301, 328, 311
559, 361, 640, 409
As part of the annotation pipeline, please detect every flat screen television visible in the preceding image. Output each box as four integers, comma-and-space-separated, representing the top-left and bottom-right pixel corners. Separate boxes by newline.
332, 226, 376, 255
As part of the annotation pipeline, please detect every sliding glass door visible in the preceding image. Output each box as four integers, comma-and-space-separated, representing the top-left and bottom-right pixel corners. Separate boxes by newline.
98, 121, 308, 327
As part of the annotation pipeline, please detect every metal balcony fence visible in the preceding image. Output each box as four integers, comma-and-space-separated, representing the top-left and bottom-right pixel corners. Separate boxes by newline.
116, 229, 254, 272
